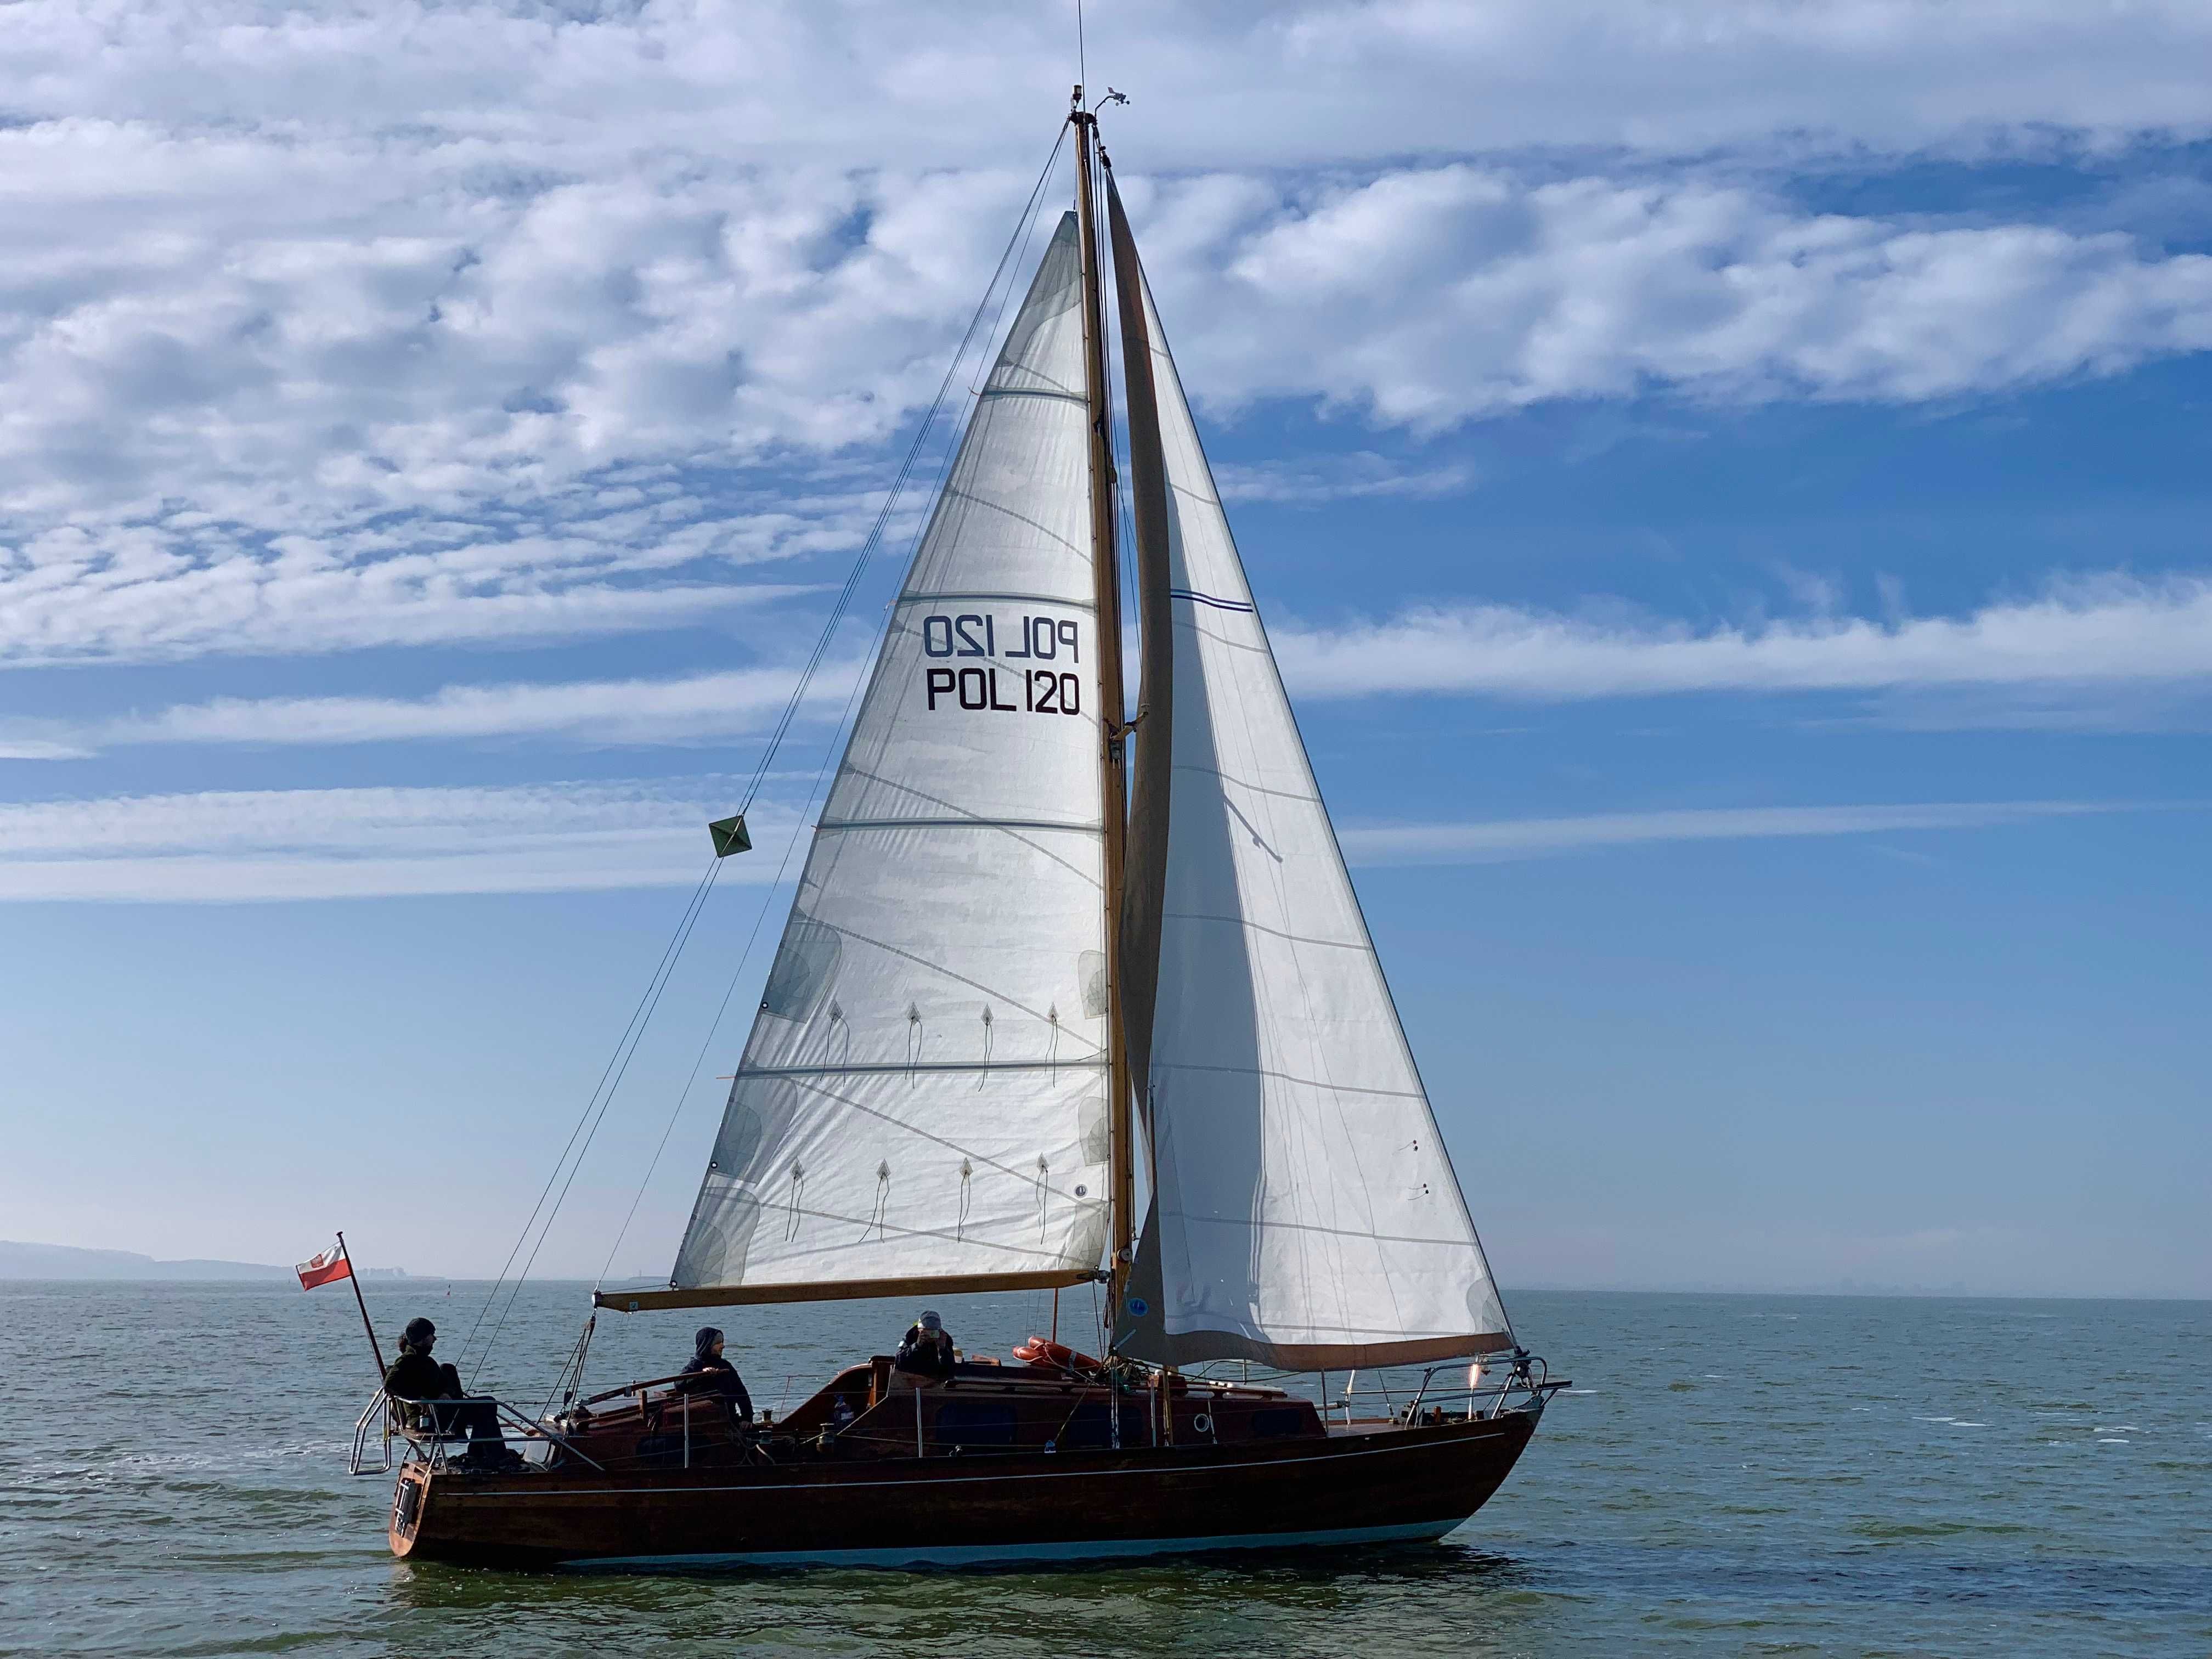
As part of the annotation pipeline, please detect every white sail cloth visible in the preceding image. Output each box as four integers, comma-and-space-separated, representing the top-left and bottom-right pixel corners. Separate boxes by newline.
1120, 272, 1513, 1368
667, 214, 1113, 1301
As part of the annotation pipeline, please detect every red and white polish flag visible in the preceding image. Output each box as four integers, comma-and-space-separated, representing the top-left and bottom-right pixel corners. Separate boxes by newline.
296, 1241, 352, 1290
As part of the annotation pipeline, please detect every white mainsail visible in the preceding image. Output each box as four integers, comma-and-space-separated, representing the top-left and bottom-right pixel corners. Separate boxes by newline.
661, 213, 1114, 1305
1116, 257, 1514, 1368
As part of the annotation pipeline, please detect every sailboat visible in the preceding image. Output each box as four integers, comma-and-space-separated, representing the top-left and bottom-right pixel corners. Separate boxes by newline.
379, 93, 1564, 1568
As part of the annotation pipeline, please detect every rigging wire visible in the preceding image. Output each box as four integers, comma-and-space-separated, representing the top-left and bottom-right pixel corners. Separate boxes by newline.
455, 127, 1077, 1386
452, 853, 721, 1380
731, 121, 1067, 822
589, 624, 869, 1293
463, 855, 726, 1383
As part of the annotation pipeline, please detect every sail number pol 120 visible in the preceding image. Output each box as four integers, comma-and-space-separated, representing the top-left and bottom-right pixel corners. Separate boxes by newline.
920, 612, 1082, 718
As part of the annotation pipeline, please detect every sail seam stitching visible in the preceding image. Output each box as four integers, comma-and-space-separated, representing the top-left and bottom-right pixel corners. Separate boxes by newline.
1153, 1060, 1423, 1099
1165, 764, 1321, 806
704, 1200, 1101, 1261
1159, 911, 1370, 952
819, 817, 1104, 835
725, 1070, 1099, 1203
895, 591, 1098, 610
976, 387, 1088, 407
1171, 614, 1272, 654
1156, 1210, 1482, 1249
735, 1059, 1107, 1079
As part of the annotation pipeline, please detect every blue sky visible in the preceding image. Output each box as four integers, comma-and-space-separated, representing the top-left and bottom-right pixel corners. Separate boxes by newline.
2, 2, 2207, 1297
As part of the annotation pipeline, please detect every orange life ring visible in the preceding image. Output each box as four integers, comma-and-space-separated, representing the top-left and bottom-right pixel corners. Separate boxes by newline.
1012, 1336, 1101, 1370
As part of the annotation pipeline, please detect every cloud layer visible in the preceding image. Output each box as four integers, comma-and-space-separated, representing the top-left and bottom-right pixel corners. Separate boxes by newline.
8, 569, 2208, 759
0, 780, 789, 901
6, 2, 2212, 667
1, 659, 864, 758
1146, 168, 2212, 429
3, 779, 2183, 902
13, 1, 2212, 170
1338, 800, 2165, 866
1274, 573, 2212, 704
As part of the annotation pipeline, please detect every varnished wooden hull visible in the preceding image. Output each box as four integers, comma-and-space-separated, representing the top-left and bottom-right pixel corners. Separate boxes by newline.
390, 1409, 1538, 1569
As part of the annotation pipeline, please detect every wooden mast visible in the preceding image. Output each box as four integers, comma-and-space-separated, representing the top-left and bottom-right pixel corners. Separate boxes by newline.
1071, 89, 1135, 1329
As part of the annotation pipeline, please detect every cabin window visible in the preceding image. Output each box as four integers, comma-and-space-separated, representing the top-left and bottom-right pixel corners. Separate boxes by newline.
1250, 1407, 1310, 1438
933, 1401, 1018, 1446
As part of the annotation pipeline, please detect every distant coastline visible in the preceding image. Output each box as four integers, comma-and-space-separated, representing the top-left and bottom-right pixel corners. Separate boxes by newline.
1, 1242, 2194, 1299
0, 1240, 413, 1281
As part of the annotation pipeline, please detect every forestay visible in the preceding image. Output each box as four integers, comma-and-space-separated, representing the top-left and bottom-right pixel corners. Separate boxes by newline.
656, 214, 1114, 1308
1113, 258, 1513, 1369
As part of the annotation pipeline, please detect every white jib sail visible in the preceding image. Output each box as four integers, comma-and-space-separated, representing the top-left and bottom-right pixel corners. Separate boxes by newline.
669, 213, 1114, 1300
1131, 273, 1513, 1367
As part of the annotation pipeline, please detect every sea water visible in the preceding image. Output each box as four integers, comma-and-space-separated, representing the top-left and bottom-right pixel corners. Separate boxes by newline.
3, 1282, 2205, 1656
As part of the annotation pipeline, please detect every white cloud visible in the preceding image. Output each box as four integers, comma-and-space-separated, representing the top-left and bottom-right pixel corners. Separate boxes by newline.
5, 5, 2212, 667
0, 779, 795, 902
1, 660, 864, 756
0, 739, 95, 761
1211, 452, 1475, 507
1339, 799, 2165, 866
1141, 168, 2212, 429
6, 570, 2205, 761
9, 2, 2211, 171
4, 781, 2170, 901
1276, 573, 2212, 703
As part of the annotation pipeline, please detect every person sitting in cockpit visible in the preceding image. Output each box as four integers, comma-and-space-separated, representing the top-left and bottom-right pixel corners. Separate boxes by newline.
673, 1325, 754, 1424
382, 1317, 517, 1470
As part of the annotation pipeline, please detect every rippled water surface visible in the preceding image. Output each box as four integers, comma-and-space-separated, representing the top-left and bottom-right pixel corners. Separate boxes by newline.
4, 1283, 2207, 1656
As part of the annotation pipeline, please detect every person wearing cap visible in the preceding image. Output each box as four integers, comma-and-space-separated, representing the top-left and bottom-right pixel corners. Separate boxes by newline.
673, 1326, 754, 1424
382, 1317, 512, 1468
894, 1310, 957, 1381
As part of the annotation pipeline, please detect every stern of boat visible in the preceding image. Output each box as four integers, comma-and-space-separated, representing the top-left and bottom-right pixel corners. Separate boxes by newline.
388, 1462, 431, 1558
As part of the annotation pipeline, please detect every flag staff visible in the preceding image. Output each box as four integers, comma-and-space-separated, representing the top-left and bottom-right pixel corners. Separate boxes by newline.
337, 1231, 387, 1380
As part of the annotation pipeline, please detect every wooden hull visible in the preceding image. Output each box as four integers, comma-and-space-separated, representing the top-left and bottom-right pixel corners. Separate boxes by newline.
389, 1409, 1539, 1569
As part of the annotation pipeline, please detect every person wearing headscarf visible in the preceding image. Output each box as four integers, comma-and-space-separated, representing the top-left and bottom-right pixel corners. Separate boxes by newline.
894, 1309, 956, 1381
674, 1326, 754, 1423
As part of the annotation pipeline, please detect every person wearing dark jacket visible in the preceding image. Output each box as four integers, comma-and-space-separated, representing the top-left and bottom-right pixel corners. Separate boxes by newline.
894, 1309, 956, 1381
382, 1317, 510, 1466
673, 1327, 754, 1423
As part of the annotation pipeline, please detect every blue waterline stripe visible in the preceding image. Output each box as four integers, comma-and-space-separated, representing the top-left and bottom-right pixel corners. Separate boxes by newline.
562, 1519, 1459, 1570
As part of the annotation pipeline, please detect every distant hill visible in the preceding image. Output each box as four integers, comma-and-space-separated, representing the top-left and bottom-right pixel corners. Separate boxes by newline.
2, 1239, 335, 1280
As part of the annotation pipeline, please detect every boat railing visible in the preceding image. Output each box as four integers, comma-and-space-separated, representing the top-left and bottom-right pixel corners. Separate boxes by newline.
1183, 1351, 1566, 1426
1346, 1352, 1565, 1424
349, 1387, 605, 1476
